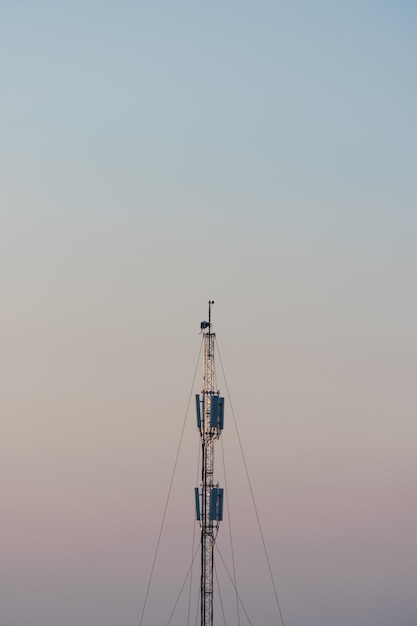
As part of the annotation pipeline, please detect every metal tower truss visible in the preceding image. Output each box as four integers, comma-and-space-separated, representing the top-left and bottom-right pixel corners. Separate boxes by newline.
195, 301, 224, 626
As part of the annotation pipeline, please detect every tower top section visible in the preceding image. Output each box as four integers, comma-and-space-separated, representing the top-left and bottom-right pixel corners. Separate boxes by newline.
200, 300, 215, 333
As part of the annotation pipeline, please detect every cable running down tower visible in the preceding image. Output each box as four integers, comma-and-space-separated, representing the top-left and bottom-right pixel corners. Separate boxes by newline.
195, 301, 224, 626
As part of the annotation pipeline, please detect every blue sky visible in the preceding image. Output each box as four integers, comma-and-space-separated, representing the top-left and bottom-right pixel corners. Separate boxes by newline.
1, 2, 416, 625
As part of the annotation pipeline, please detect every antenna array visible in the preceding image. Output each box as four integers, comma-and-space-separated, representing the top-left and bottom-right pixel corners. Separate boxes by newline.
195, 301, 225, 626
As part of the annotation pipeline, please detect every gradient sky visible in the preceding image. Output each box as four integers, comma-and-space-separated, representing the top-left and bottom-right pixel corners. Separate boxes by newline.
1, 1, 416, 625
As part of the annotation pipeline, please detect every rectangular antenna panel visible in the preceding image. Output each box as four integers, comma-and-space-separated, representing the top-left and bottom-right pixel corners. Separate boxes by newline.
195, 487, 201, 521
210, 395, 219, 428
218, 396, 224, 430
210, 395, 225, 430
209, 487, 224, 521
217, 488, 224, 520
195, 394, 201, 428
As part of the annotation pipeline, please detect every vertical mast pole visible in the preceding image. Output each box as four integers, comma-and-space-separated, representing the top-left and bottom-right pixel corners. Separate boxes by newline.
195, 301, 224, 626
202, 300, 215, 626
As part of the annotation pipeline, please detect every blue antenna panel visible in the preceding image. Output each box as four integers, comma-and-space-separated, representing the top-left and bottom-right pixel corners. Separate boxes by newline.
195, 487, 201, 521
218, 397, 224, 430
209, 487, 224, 521
195, 394, 201, 428
210, 395, 219, 428
218, 488, 224, 520
210, 395, 225, 430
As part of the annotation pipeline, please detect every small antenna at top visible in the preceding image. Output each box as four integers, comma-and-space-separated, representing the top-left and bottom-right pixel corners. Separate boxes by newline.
200, 300, 214, 333
208, 300, 214, 329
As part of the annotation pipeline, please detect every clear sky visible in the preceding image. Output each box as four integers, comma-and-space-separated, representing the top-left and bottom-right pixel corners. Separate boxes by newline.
1, 1, 416, 625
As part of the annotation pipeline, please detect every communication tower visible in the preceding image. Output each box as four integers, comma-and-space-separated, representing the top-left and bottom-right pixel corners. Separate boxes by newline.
195, 301, 224, 626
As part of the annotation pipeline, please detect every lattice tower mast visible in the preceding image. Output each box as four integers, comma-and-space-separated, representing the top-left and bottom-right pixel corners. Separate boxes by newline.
195, 301, 224, 626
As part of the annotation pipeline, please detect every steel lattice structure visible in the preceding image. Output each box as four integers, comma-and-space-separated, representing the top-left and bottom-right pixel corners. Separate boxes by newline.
195, 301, 224, 626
